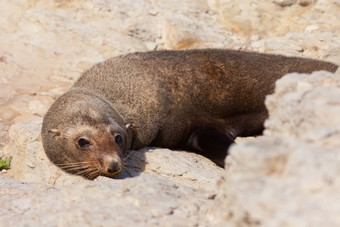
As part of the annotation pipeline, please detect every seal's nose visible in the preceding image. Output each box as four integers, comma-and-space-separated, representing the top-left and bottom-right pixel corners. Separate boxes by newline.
107, 160, 120, 173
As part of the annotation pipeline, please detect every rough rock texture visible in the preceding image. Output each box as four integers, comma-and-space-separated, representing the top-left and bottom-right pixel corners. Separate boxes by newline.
0, 174, 215, 226
0, 0, 340, 226
265, 71, 340, 146
209, 71, 340, 227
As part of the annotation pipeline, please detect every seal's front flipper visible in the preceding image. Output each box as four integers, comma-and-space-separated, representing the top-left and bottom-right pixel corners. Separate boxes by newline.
187, 128, 235, 167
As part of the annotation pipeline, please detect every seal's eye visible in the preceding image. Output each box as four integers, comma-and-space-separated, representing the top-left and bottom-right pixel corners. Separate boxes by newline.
115, 135, 123, 144
78, 138, 90, 147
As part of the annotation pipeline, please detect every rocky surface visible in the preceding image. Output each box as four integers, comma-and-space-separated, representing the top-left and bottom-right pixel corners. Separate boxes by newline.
0, 174, 215, 226
0, 0, 340, 226
209, 71, 340, 226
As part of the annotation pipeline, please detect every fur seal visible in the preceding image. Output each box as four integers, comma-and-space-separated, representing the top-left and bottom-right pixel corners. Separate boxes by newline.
41, 49, 338, 179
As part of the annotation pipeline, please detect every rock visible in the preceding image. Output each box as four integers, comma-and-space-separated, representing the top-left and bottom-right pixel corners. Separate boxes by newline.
298, 0, 316, 6
144, 41, 157, 51
209, 0, 340, 37
142, 148, 224, 190
0, 0, 340, 226
264, 71, 340, 147
0, 174, 214, 226
273, 0, 296, 7
305, 24, 319, 32
148, 9, 159, 16
28, 100, 46, 116
209, 71, 340, 226
3, 118, 84, 185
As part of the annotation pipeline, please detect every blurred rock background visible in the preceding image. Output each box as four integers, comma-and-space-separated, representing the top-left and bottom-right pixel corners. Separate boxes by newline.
0, 0, 339, 226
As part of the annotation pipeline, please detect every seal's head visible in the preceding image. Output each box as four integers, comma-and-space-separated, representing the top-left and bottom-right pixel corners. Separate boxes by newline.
41, 89, 130, 179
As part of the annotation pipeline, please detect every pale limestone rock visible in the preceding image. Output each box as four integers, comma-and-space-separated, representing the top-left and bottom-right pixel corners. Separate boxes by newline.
210, 0, 340, 37
249, 32, 340, 63
210, 137, 340, 227
144, 41, 158, 51
265, 71, 340, 147
28, 100, 46, 116
209, 71, 340, 227
142, 148, 224, 190
0, 174, 214, 226
3, 118, 84, 185
305, 24, 320, 32
0, 0, 339, 226
273, 0, 296, 7
298, 0, 316, 6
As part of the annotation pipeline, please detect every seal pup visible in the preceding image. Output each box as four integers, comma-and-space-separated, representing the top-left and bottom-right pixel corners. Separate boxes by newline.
41, 49, 338, 179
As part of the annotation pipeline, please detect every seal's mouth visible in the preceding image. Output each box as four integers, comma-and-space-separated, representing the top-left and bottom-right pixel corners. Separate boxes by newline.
56, 157, 123, 180
99, 157, 123, 179
102, 167, 122, 178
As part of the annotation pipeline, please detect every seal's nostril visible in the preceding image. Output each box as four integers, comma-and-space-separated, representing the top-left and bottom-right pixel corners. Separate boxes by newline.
107, 161, 120, 173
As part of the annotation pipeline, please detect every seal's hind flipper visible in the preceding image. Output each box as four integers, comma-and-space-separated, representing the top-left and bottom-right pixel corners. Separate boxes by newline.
187, 128, 235, 167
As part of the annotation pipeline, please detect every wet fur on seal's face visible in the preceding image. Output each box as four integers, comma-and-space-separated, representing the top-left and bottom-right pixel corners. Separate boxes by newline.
42, 49, 338, 180
42, 89, 130, 179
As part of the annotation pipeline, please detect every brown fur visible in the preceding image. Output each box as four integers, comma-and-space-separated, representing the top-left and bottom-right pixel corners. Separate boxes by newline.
41, 49, 338, 178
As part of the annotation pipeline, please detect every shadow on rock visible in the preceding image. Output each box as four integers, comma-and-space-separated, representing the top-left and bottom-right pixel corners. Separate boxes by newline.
113, 149, 147, 179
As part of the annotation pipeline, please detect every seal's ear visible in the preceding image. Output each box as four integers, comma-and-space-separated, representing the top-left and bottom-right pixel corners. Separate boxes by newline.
48, 129, 61, 137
